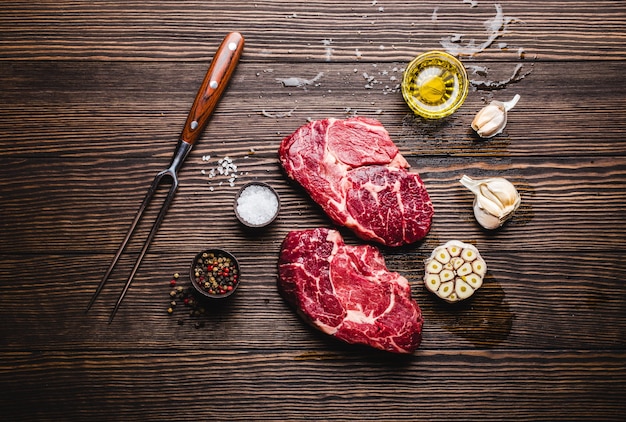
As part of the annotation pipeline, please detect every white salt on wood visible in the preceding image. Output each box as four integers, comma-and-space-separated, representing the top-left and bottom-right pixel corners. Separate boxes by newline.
236, 184, 279, 226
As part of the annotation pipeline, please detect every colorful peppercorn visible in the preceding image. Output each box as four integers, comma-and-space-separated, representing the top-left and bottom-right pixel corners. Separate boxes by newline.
191, 250, 239, 297
165, 273, 207, 329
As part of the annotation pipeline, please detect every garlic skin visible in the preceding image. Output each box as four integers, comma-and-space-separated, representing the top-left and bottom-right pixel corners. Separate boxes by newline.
471, 94, 520, 138
460, 175, 521, 230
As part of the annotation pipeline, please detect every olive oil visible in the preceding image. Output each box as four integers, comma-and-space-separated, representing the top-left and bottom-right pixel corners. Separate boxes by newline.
402, 51, 468, 119
416, 68, 454, 105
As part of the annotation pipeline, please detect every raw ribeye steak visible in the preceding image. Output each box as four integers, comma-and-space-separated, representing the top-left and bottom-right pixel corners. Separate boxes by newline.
279, 117, 433, 247
278, 227, 423, 354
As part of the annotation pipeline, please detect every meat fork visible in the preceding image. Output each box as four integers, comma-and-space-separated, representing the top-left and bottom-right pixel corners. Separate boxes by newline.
86, 32, 244, 322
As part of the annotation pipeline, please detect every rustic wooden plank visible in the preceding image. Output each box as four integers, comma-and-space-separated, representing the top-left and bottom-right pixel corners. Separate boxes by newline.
1, 1, 625, 421
0, 349, 624, 421
0, 1, 624, 61
0, 155, 624, 253
1, 60, 625, 158
0, 251, 624, 350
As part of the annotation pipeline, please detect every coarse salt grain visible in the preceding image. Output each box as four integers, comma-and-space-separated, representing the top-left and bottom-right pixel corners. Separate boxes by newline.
236, 184, 279, 226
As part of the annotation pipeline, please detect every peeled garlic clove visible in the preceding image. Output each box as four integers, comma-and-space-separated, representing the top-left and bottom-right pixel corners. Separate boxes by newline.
455, 278, 474, 300
471, 259, 487, 277
456, 262, 473, 277
424, 240, 487, 303
426, 259, 443, 274
471, 94, 520, 138
461, 247, 478, 262
464, 273, 483, 289
438, 281, 455, 299
433, 247, 451, 264
448, 245, 462, 257
460, 175, 521, 230
425, 274, 441, 291
439, 269, 455, 283
450, 257, 464, 270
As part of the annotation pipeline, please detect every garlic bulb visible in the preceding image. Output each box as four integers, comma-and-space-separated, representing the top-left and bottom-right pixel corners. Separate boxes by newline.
424, 240, 487, 303
471, 94, 520, 138
460, 175, 521, 230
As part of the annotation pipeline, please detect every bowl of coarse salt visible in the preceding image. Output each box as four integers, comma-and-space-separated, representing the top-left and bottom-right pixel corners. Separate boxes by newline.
234, 182, 280, 228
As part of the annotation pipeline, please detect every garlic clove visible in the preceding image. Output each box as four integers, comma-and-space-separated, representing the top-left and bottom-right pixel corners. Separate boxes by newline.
424, 240, 487, 303
464, 273, 483, 289
471, 94, 520, 138
438, 281, 455, 299
457, 262, 473, 277
471, 259, 487, 277
455, 278, 474, 300
434, 247, 451, 264
425, 274, 441, 291
461, 247, 478, 262
440, 269, 455, 283
472, 209, 502, 231
426, 259, 443, 274
448, 245, 462, 257
450, 256, 464, 270
480, 178, 520, 207
460, 175, 521, 230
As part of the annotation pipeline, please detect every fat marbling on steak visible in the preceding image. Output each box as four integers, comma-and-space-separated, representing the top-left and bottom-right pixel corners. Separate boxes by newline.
278, 228, 423, 354
279, 117, 433, 247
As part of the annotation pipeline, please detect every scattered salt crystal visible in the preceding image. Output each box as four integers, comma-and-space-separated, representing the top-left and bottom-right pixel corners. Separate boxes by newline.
276, 72, 324, 88
236, 184, 279, 226
201, 155, 242, 190
441, 4, 511, 56
322, 39, 333, 62
261, 108, 296, 118
450, 34, 463, 43
470, 62, 533, 90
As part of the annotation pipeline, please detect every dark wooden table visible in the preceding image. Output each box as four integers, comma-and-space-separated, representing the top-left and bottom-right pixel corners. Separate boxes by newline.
1, 1, 625, 420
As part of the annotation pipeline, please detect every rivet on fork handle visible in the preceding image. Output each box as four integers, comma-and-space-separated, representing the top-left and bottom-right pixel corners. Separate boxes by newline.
86, 33, 244, 322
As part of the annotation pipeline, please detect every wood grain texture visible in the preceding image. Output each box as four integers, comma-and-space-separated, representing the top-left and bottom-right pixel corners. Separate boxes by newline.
1, 1, 624, 61
1, 0, 625, 421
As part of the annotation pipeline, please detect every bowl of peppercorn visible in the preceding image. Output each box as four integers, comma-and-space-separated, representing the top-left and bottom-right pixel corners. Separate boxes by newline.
190, 248, 240, 299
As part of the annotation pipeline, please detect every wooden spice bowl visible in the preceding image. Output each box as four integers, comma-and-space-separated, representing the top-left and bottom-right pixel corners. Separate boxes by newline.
233, 181, 281, 228
189, 248, 240, 299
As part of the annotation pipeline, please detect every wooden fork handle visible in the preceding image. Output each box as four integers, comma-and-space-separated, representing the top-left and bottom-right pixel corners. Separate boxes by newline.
180, 32, 244, 145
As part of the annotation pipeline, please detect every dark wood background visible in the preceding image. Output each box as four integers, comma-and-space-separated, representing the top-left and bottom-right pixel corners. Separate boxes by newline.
1, 1, 625, 420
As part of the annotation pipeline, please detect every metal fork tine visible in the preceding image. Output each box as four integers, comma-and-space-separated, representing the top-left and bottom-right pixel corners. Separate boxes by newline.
86, 171, 166, 313
107, 176, 178, 323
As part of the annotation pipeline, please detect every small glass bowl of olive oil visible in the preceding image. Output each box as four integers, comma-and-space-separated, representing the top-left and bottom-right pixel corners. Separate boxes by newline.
401, 51, 469, 119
